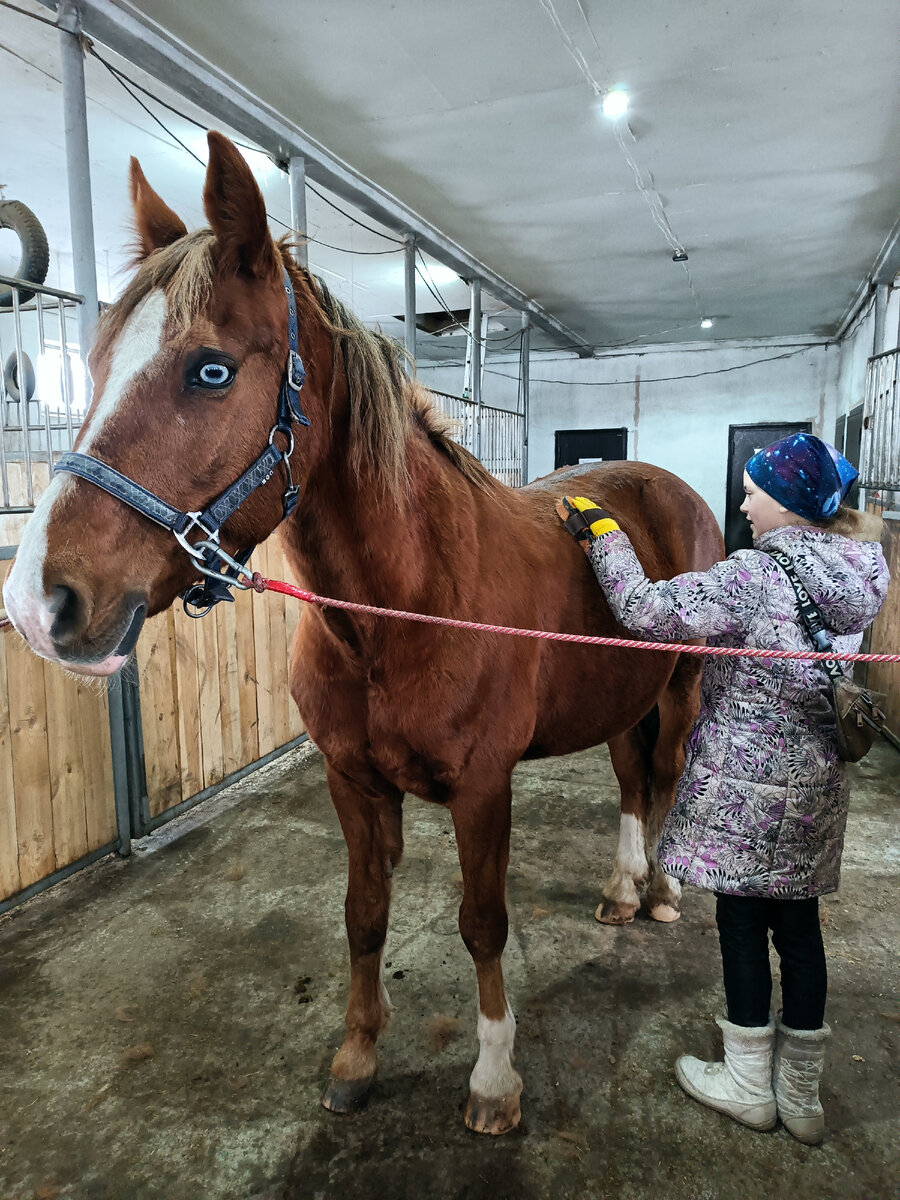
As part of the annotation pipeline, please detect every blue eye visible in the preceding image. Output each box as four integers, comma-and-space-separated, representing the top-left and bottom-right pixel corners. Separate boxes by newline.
196, 361, 234, 388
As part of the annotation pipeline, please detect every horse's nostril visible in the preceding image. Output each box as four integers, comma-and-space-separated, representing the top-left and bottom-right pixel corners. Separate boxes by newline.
48, 584, 85, 644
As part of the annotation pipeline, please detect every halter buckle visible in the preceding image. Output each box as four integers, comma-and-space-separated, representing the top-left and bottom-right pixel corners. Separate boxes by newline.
287, 350, 306, 392
174, 512, 220, 563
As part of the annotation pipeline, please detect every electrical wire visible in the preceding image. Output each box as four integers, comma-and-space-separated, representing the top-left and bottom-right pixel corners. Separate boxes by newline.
414, 249, 524, 350
89, 48, 406, 255
0, 0, 57, 28
486, 345, 819, 386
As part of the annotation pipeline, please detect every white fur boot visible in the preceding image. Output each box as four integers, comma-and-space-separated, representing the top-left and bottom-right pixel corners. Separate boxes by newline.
675, 1016, 777, 1130
773, 1016, 830, 1145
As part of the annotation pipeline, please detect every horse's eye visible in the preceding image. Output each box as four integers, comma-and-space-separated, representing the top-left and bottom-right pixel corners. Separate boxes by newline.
195, 361, 235, 389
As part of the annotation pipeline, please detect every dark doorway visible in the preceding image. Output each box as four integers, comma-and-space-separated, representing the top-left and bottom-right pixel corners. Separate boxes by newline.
725, 422, 811, 554
838, 406, 863, 509
554, 428, 628, 470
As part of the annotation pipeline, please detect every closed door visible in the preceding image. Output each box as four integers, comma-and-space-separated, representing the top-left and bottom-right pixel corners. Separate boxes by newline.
554, 428, 627, 470
725, 422, 810, 553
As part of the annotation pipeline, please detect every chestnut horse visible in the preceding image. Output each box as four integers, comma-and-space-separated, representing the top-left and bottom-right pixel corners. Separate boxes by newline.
3, 133, 723, 1135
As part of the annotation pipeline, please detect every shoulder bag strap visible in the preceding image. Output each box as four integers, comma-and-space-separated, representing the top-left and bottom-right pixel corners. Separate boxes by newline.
764, 549, 846, 683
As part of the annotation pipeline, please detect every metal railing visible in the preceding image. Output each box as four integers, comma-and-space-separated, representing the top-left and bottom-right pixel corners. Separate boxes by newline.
429, 389, 524, 487
0, 274, 85, 511
860, 347, 900, 496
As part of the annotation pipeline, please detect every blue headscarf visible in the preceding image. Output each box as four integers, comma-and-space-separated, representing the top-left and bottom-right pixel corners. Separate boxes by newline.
745, 433, 857, 521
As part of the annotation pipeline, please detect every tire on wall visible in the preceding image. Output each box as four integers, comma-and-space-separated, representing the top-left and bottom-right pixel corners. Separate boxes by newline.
3, 351, 36, 403
0, 200, 50, 308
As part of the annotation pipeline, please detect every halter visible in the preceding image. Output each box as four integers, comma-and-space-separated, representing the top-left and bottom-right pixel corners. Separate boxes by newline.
53, 266, 310, 619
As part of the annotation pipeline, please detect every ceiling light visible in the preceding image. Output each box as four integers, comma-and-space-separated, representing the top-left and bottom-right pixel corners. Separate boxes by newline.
601, 89, 629, 119
700, 317, 714, 329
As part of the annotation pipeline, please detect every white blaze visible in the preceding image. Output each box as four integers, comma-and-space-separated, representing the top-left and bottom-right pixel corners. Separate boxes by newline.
2, 289, 168, 658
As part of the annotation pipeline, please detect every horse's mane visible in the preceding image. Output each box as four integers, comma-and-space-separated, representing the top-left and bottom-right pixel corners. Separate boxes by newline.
98, 229, 499, 496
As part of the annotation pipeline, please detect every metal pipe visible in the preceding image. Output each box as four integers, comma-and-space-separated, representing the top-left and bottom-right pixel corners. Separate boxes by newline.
58, 0, 100, 360
520, 311, 530, 485
404, 234, 416, 369
288, 154, 308, 269
470, 280, 482, 460
873, 282, 889, 356
11, 288, 34, 506
41, 0, 592, 356
58, 301, 75, 449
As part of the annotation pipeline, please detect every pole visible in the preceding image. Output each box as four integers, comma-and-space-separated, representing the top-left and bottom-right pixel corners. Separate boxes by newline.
520, 311, 530, 484
57, 0, 99, 358
404, 234, 416, 371
471, 279, 482, 460
288, 155, 308, 269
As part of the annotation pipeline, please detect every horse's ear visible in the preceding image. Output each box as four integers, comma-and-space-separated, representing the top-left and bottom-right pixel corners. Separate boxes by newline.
203, 131, 279, 279
129, 158, 188, 260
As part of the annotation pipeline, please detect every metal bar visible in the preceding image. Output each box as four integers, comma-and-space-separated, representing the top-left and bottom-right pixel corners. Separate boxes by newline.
520, 311, 530, 485
471, 280, 482, 460
139, 733, 309, 836
0, 275, 84, 303
58, 302, 76, 449
0, 840, 120, 917
122, 673, 149, 836
288, 154, 308, 270
58, 0, 100, 358
11, 288, 34, 506
41, 0, 592, 355
106, 681, 132, 857
404, 234, 416, 368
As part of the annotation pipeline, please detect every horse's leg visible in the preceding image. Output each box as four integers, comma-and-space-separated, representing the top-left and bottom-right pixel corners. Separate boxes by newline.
321, 761, 404, 1113
450, 777, 522, 1135
643, 653, 703, 922
597, 725, 655, 924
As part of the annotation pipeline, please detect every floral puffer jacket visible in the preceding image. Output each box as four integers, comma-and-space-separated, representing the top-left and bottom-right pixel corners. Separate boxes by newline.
588, 521, 890, 898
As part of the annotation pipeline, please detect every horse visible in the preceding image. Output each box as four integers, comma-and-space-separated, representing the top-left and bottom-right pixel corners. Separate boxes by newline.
2, 132, 724, 1135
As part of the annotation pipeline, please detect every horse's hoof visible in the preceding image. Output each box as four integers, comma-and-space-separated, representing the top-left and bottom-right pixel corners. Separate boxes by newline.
322, 1073, 374, 1114
596, 897, 637, 924
647, 902, 680, 923
464, 1089, 522, 1135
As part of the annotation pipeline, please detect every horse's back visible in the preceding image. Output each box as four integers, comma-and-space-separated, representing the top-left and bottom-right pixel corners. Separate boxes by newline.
521, 459, 723, 575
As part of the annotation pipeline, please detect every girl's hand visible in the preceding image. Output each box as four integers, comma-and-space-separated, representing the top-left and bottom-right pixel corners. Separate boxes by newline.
556, 496, 620, 555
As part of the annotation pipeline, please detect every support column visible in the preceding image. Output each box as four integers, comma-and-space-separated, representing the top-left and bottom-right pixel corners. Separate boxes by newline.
404, 234, 416, 370
289, 155, 309, 269
520, 311, 530, 485
471, 279, 482, 460
58, 0, 99, 356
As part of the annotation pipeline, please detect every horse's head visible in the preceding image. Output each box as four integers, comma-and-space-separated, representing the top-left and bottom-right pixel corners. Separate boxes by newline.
3, 132, 316, 675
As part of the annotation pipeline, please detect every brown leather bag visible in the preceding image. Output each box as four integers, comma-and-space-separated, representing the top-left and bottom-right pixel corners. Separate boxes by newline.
767, 549, 887, 763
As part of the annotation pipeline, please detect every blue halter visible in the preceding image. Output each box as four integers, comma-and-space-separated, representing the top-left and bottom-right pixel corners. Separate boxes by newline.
54, 266, 310, 618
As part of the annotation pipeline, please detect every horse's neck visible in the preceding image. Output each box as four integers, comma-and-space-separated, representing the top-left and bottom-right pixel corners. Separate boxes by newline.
283, 431, 461, 610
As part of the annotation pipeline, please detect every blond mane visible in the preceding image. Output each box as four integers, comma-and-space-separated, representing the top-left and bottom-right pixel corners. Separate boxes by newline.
96, 230, 499, 495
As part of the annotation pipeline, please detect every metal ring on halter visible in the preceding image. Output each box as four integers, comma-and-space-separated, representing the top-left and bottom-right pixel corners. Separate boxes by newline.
191, 542, 256, 590
173, 512, 220, 562
269, 424, 295, 458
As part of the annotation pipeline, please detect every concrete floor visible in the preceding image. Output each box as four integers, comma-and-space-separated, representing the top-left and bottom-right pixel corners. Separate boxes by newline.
0, 738, 898, 1200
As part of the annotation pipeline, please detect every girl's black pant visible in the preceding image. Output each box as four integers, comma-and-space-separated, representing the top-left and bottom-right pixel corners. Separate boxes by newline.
714, 893, 827, 1030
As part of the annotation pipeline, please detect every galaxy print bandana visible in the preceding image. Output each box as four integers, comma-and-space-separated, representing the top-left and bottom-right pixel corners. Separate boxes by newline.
745, 433, 858, 521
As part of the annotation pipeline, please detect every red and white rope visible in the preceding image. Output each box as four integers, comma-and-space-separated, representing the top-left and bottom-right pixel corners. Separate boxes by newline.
254, 576, 900, 665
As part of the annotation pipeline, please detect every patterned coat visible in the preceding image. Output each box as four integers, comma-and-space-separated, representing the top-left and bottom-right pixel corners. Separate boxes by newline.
588, 522, 890, 898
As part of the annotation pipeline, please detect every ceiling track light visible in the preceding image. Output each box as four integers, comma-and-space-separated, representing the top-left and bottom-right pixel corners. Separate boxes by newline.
601, 88, 629, 119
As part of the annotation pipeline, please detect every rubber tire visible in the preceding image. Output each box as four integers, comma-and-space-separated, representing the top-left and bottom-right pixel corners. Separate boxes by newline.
0, 200, 50, 308
3, 351, 36, 403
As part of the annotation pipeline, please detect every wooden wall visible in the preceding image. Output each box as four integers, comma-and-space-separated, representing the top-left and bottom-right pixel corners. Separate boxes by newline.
866, 516, 900, 733
0, 556, 117, 900
136, 534, 304, 821
2, 464, 306, 902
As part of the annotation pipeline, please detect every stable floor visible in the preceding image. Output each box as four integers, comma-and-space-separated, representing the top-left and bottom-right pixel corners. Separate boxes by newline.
1, 739, 898, 1200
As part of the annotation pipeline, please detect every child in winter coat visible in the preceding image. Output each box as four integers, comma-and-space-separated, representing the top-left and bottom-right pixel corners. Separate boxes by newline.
557, 432, 890, 1144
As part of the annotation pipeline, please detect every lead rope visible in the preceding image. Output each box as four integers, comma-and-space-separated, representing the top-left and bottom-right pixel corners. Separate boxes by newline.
248, 573, 900, 666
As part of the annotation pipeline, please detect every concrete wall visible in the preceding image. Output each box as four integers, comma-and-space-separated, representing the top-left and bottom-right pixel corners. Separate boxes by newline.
419, 338, 838, 530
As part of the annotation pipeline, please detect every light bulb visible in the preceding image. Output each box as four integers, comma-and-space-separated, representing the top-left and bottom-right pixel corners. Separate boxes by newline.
700, 318, 714, 330
601, 89, 629, 119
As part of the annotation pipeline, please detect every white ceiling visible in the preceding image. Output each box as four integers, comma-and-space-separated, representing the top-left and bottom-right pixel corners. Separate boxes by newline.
1, 0, 899, 363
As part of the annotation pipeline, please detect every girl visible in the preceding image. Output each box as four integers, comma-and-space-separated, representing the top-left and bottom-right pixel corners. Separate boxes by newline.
557, 432, 890, 1144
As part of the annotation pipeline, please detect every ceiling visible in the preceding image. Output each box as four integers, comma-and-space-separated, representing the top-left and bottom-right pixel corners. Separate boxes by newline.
1, 0, 899, 364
